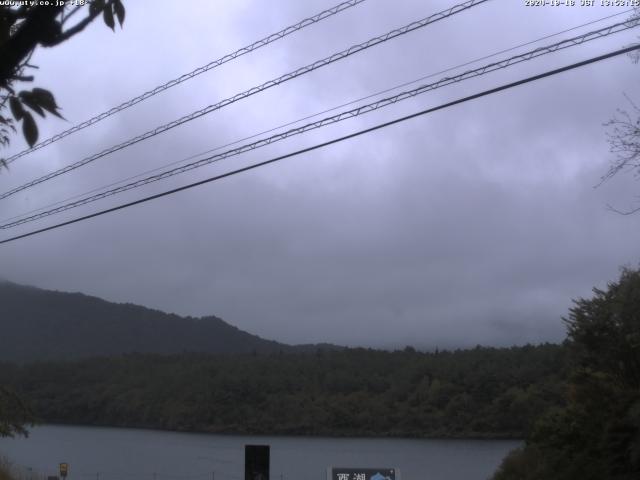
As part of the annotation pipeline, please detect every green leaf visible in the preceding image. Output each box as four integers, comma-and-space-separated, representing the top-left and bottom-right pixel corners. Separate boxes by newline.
114, 0, 125, 27
90, 0, 106, 16
19, 92, 45, 118
9, 97, 24, 120
0, 119, 17, 133
31, 88, 64, 119
103, 5, 115, 31
31, 88, 58, 108
22, 111, 38, 147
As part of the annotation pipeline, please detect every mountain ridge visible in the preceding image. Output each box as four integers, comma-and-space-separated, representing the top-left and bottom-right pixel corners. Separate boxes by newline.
0, 280, 338, 362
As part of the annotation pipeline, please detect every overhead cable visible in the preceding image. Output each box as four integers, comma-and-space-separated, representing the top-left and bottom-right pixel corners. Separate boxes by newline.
2, 8, 631, 226
0, 0, 490, 200
1, 43, 638, 246
2, 0, 369, 165
2, 18, 638, 230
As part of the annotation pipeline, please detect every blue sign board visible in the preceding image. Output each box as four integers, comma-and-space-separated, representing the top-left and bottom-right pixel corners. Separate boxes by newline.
330, 468, 397, 480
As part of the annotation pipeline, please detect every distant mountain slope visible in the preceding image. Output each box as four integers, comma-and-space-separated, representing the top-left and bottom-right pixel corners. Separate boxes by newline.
0, 281, 302, 362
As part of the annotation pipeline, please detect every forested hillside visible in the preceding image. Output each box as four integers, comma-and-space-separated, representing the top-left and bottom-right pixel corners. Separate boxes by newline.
0, 281, 312, 361
492, 267, 640, 479
0, 344, 566, 438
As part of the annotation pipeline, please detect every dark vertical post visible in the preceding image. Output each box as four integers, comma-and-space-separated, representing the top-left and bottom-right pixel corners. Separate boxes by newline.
244, 445, 270, 480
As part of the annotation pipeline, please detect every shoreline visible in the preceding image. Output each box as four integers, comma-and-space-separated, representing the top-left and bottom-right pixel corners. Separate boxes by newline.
23, 421, 525, 442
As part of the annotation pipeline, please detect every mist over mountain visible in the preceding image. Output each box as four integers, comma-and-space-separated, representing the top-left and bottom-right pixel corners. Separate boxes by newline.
0, 281, 331, 362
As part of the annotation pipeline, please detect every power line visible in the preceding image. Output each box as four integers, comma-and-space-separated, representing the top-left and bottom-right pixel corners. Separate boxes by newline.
2, 8, 632, 227
3, 18, 637, 230
4, 17, 636, 228
0, 0, 491, 201
2, 0, 369, 165
1, 44, 637, 246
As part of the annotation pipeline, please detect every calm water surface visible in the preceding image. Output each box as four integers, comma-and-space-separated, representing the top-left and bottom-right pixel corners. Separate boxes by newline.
0, 425, 520, 480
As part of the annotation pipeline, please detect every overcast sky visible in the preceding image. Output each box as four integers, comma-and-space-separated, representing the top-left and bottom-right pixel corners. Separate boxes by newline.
1, 0, 639, 349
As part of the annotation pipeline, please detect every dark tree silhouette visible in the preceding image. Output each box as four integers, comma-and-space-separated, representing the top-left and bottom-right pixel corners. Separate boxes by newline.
603, 97, 640, 214
493, 266, 640, 480
600, 8, 640, 214
0, 0, 125, 437
0, 0, 125, 163
0, 386, 32, 438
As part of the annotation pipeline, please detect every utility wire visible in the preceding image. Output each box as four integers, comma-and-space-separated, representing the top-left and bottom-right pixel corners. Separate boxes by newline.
2, 8, 632, 226
2, 0, 368, 165
2, 18, 637, 230
0, 0, 490, 201
1, 44, 637, 246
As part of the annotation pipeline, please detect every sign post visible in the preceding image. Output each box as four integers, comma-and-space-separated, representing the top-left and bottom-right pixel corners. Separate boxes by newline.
245, 445, 270, 480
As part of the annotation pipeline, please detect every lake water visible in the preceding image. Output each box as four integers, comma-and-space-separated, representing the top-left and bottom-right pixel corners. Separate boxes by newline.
0, 425, 520, 480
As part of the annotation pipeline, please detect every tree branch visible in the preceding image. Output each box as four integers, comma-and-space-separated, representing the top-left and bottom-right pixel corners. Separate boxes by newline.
52, 7, 103, 45
0, 5, 64, 87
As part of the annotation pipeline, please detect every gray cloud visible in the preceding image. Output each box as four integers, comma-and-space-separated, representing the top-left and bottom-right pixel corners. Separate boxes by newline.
1, 0, 639, 349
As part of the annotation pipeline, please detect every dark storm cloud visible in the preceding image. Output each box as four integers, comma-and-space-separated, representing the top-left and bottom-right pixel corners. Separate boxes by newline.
1, 0, 639, 348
